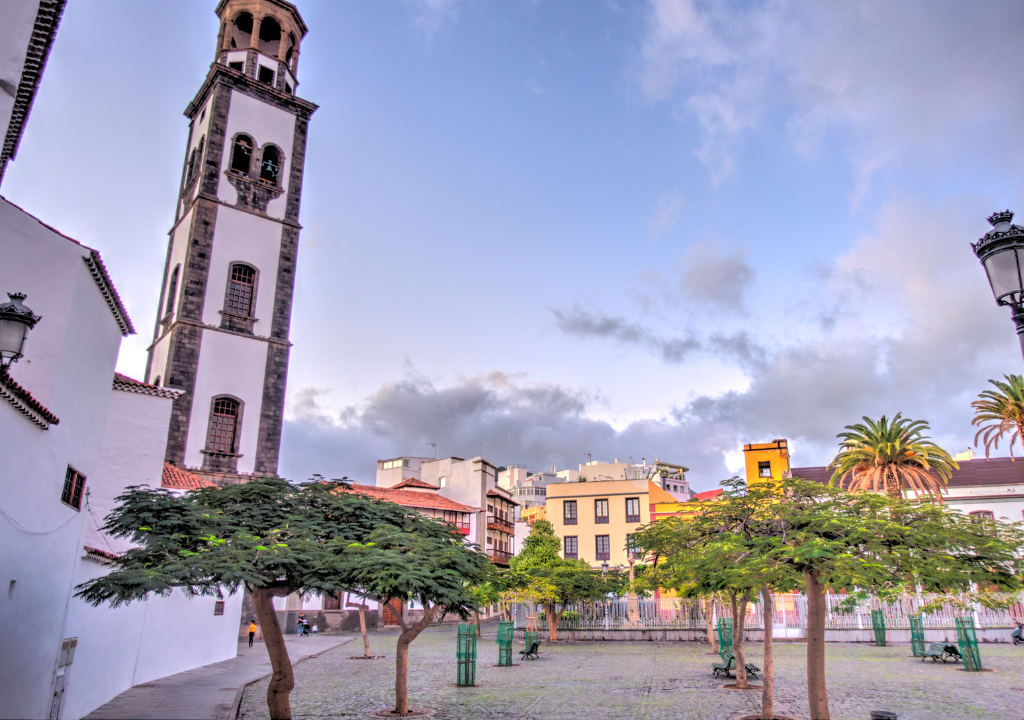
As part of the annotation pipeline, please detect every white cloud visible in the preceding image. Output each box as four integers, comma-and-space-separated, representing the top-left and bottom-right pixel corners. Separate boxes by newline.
648, 190, 684, 233
405, 0, 462, 38
638, 0, 1024, 188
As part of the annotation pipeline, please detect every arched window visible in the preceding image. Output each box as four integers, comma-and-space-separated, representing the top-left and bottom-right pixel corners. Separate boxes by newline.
225, 263, 256, 316
186, 137, 205, 184
260, 146, 280, 185
231, 135, 253, 174
165, 265, 180, 317
186, 148, 196, 183
258, 16, 282, 58
207, 397, 241, 454
231, 12, 253, 49
153, 376, 161, 387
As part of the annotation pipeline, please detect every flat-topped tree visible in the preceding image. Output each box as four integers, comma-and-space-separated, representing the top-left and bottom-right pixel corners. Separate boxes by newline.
343, 523, 489, 715
75, 478, 482, 720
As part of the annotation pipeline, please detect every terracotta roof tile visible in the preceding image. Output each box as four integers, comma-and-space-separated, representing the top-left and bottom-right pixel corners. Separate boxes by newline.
162, 463, 216, 489
114, 373, 183, 399
793, 457, 1024, 489
693, 489, 724, 501
486, 488, 519, 506
390, 477, 439, 490
344, 483, 478, 513
0, 368, 58, 429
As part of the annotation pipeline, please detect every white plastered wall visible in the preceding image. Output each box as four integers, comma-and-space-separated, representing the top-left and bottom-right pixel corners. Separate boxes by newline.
202, 205, 282, 337
184, 331, 269, 473
217, 89, 296, 220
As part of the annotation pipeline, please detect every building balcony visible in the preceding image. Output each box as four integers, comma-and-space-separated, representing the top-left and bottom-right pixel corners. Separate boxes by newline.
487, 515, 514, 534
445, 521, 471, 535
486, 548, 512, 566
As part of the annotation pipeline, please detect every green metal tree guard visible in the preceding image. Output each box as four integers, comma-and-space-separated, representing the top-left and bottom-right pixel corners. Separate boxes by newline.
717, 618, 733, 659
497, 621, 514, 666
457, 622, 478, 686
870, 609, 886, 647
909, 614, 925, 657
525, 630, 539, 652
955, 616, 982, 671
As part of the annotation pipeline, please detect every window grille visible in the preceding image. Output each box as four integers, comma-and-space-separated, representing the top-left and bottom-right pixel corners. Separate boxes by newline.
594, 499, 609, 524
758, 461, 772, 478
625, 497, 640, 524
595, 534, 610, 561
564, 536, 578, 560
260, 146, 280, 185
208, 398, 240, 453
969, 510, 995, 523
563, 500, 577, 525
60, 466, 86, 511
225, 265, 255, 316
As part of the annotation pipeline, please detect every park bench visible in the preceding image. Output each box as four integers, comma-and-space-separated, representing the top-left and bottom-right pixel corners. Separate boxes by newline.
920, 642, 961, 663
519, 641, 541, 660
711, 653, 760, 679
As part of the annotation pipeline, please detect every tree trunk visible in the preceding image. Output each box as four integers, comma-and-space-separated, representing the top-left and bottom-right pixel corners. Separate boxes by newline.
884, 467, 901, 500
805, 570, 830, 720
475, 609, 482, 636
733, 590, 750, 688
546, 603, 559, 642
761, 583, 774, 720
252, 587, 294, 720
345, 592, 372, 658
394, 604, 440, 715
705, 598, 716, 649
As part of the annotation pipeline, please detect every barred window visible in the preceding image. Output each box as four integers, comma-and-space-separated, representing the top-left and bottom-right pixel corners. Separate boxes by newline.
208, 398, 240, 453
225, 264, 255, 316
61, 466, 86, 511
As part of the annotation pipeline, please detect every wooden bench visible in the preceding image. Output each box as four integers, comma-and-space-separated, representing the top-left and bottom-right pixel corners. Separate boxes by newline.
711, 653, 761, 679
920, 642, 960, 663
519, 641, 541, 660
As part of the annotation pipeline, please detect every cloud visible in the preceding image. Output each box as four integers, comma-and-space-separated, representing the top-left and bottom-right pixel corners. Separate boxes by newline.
677, 241, 753, 311
405, 0, 462, 38
281, 370, 739, 487
649, 190, 684, 233
550, 304, 702, 364
638, 0, 1024, 186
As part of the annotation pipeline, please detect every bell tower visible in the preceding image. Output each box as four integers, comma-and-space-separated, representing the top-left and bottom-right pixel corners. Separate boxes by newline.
145, 0, 316, 482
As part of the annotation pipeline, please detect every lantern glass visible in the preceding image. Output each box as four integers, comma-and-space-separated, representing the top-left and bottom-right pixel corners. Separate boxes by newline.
0, 317, 28, 362
984, 247, 1024, 301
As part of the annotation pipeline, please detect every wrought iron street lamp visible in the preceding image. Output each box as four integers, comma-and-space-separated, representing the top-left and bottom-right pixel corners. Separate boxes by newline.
0, 292, 41, 371
973, 211, 1024, 361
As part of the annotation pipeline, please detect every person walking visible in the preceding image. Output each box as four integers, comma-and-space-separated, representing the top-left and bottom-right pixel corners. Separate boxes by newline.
248, 620, 257, 648
297, 612, 306, 636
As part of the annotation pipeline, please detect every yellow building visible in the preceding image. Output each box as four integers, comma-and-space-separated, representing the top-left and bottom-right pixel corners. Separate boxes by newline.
743, 439, 790, 485
521, 504, 546, 525
546, 479, 673, 568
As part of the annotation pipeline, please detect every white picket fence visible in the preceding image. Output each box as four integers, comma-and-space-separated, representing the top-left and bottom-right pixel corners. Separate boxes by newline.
513, 594, 1024, 631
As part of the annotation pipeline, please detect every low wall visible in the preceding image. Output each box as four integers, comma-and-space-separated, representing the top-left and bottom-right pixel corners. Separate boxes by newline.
531, 626, 1017, 643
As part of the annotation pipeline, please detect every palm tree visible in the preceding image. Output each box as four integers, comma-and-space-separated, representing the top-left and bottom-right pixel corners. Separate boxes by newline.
972, 374, 1024, 459
829, 413, 957, 501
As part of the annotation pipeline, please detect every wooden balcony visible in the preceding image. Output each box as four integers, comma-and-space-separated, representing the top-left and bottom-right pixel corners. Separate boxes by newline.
486, 548, 513, 566
487, 515, 514, 534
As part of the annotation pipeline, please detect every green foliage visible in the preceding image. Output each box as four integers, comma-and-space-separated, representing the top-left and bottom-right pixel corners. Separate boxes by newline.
972, 374, 1024, 459
75, 478, 488, 615
828, 413, 957, 499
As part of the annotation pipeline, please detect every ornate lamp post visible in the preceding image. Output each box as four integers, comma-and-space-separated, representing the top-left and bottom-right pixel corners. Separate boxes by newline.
972, 211, 1024, 361
0, 292, 41, 372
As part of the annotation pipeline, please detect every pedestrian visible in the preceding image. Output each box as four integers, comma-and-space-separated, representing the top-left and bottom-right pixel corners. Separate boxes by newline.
248, 619, 257, 648
312, 623, 318, 636
297, 612, 305, 636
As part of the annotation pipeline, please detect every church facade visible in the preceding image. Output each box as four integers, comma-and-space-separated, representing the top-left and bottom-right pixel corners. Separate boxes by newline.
145, 0, 316, 483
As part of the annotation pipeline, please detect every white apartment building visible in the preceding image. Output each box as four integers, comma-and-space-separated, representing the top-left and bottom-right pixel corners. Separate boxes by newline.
556, 458, 692, 501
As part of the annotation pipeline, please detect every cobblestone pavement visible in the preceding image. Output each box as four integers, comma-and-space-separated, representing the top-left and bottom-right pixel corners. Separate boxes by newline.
238, 626, 1024, 720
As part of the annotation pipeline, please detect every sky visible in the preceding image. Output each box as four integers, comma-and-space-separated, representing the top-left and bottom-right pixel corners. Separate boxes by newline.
5, 0, 1024, 490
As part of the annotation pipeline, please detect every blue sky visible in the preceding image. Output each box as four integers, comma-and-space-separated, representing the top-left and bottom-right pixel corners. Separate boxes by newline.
5, 0, 1024, 488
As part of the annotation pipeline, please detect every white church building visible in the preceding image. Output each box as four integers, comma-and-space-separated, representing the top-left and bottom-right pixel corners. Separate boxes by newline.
0, 0, 316, 717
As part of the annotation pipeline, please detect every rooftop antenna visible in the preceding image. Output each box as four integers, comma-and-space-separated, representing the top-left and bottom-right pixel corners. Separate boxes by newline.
427, 442, 436, 459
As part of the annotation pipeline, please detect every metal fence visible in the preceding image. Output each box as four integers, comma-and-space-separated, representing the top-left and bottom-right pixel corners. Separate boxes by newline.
512, 594, 1024, 632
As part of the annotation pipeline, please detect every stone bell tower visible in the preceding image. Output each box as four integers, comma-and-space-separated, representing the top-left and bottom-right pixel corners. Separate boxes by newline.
145, 0, 316, 482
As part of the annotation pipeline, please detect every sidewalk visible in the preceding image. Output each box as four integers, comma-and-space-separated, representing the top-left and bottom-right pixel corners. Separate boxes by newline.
84, 635, 353, 720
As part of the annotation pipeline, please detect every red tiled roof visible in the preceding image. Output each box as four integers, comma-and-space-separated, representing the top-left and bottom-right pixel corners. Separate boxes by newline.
0, 368, 59, 428
162, 463, 216, 489
793, 457, 1024, 489
344, 483, 478, 513
113, 372, 183, 399
693, 489, 724, 501
390, 477, 439, 490
486, 488, 519, 506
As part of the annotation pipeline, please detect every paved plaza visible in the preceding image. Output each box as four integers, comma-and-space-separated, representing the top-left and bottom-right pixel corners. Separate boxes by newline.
237, 625, 1024, 720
